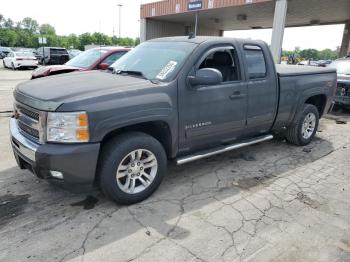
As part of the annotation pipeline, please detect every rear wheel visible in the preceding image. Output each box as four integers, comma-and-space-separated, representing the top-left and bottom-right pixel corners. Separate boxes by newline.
285, 104, 319, 146
98, 132, 167, 205
2, 60, 6, 68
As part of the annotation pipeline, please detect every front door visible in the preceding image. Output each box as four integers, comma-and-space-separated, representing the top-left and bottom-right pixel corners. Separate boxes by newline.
178, 45, 247, 153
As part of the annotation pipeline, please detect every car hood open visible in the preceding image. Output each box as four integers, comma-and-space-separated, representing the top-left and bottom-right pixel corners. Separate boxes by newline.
15, 71, 156, 111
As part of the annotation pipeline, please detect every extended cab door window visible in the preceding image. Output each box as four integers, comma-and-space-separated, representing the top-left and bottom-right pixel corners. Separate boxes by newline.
244, 46, 267, 80
243, 44, 278, 133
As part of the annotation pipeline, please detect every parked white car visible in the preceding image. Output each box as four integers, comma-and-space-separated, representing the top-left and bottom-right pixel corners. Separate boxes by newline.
3, 51, 38, 70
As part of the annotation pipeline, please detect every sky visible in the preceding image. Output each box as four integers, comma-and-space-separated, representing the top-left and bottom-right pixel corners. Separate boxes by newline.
1, 0, 345, 51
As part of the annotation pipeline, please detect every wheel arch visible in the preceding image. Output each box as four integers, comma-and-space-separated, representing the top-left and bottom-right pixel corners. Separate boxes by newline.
100, 120, 175, 160
304, 94, 327, 117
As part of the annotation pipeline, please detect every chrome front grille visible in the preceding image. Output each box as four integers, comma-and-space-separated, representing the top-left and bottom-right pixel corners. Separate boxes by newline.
18, 121, 39, 139
15, 103, 45, 144
16, 104, 39, 120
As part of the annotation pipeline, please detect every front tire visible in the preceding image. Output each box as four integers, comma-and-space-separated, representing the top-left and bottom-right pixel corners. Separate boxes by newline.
11, 62, 16, 70
98, 132, 167, 205
285, 104, 319, 146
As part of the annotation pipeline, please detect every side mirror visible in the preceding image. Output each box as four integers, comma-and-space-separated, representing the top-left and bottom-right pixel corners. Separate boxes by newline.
98, 63, 109, 70
188, 68, 223, 86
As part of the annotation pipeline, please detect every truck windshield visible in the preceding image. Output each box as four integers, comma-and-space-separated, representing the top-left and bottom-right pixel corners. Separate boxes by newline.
111, 41, 197, 81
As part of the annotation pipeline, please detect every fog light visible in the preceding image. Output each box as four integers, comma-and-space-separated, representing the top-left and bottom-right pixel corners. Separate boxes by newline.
50, 171, 64, 179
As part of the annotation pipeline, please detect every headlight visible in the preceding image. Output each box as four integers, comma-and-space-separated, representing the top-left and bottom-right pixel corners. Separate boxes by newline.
47, 112, 89, 143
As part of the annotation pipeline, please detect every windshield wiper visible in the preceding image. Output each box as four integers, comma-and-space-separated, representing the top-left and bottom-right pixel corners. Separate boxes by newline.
114, 70, 148, 80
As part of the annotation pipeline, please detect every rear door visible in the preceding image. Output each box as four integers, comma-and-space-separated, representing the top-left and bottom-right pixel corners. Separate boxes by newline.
243, 44, 278, 134
178, 44, 247, 152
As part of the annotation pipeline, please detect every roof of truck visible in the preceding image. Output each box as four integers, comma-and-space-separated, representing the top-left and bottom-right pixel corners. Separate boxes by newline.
276, 64, 336, 76
149, 36, 264, 45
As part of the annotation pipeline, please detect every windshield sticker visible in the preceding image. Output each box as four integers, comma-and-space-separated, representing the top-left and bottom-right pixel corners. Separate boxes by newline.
156, 61, 178, 80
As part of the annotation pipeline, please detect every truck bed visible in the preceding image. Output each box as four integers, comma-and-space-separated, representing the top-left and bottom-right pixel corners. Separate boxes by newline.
273, 64, 336, 132
276, 64, 335, 77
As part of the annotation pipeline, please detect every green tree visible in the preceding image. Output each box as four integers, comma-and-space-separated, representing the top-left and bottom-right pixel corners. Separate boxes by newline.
318, 49, 337, 60
22, 17, 39, 33
0, 29, 17, 46
299, 49, 319, 60
92, 32, 112, 46
0, 14, 4, 28
4, 18, 14, 29
39, 24, 56, 35
67, 34, 79, 49
0, 15, 139, 49
78, 33, 96, 50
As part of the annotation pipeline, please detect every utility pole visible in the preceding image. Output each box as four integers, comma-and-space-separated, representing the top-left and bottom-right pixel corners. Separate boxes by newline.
117, 4, 123, 39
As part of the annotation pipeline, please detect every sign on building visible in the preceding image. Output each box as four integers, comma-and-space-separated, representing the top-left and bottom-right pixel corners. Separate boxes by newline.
188, 0, 203, 11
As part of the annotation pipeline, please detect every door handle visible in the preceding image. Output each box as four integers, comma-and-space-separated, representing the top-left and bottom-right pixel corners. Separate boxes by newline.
229, 91, 245, 100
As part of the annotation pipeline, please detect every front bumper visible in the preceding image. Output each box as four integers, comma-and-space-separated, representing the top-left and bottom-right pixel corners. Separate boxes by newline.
10, 118, 100, 188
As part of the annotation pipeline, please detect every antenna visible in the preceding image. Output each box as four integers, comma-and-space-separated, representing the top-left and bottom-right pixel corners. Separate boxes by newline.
194, 11, 198, 36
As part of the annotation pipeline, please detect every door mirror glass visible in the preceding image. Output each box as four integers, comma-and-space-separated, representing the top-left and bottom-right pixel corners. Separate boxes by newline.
188, 68, 223, 86
98, 63, 109, 70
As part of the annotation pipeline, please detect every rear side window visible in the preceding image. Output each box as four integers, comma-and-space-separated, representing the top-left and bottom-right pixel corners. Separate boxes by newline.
244, 45, 266, 79
50, 48, 68, 55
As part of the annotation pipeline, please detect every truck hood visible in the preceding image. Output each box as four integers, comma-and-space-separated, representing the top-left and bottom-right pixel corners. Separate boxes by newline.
15, 71, 156, 111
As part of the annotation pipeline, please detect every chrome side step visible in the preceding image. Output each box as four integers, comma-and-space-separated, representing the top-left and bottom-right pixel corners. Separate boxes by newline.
176, 134, 274, 165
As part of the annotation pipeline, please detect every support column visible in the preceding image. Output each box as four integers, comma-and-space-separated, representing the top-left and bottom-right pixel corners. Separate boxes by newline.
270, 0, 288, 64
140, 18, 147, 43
339, 21, 350, 58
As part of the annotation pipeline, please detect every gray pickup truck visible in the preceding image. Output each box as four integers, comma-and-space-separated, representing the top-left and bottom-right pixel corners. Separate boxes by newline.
10, 37, 336, 204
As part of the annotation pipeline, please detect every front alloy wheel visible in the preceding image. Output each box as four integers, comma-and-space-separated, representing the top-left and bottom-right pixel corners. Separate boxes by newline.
116, 149, 158, 194
98, 132, 167, 205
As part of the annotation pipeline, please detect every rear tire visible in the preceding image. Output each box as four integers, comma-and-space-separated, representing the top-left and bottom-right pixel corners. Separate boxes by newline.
2, 60, 6, 68
98, 132, 167, 205
285, 104, 319, 146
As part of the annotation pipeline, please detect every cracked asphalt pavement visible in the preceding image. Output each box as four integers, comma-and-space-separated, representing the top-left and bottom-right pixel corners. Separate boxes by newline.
1, 64, 350, 262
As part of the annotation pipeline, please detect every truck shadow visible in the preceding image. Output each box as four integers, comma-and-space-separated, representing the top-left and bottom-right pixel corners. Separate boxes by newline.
0, 135, 335, 261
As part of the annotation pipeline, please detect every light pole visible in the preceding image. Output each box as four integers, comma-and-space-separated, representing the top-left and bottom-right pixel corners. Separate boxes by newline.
117, 4, 123, 39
